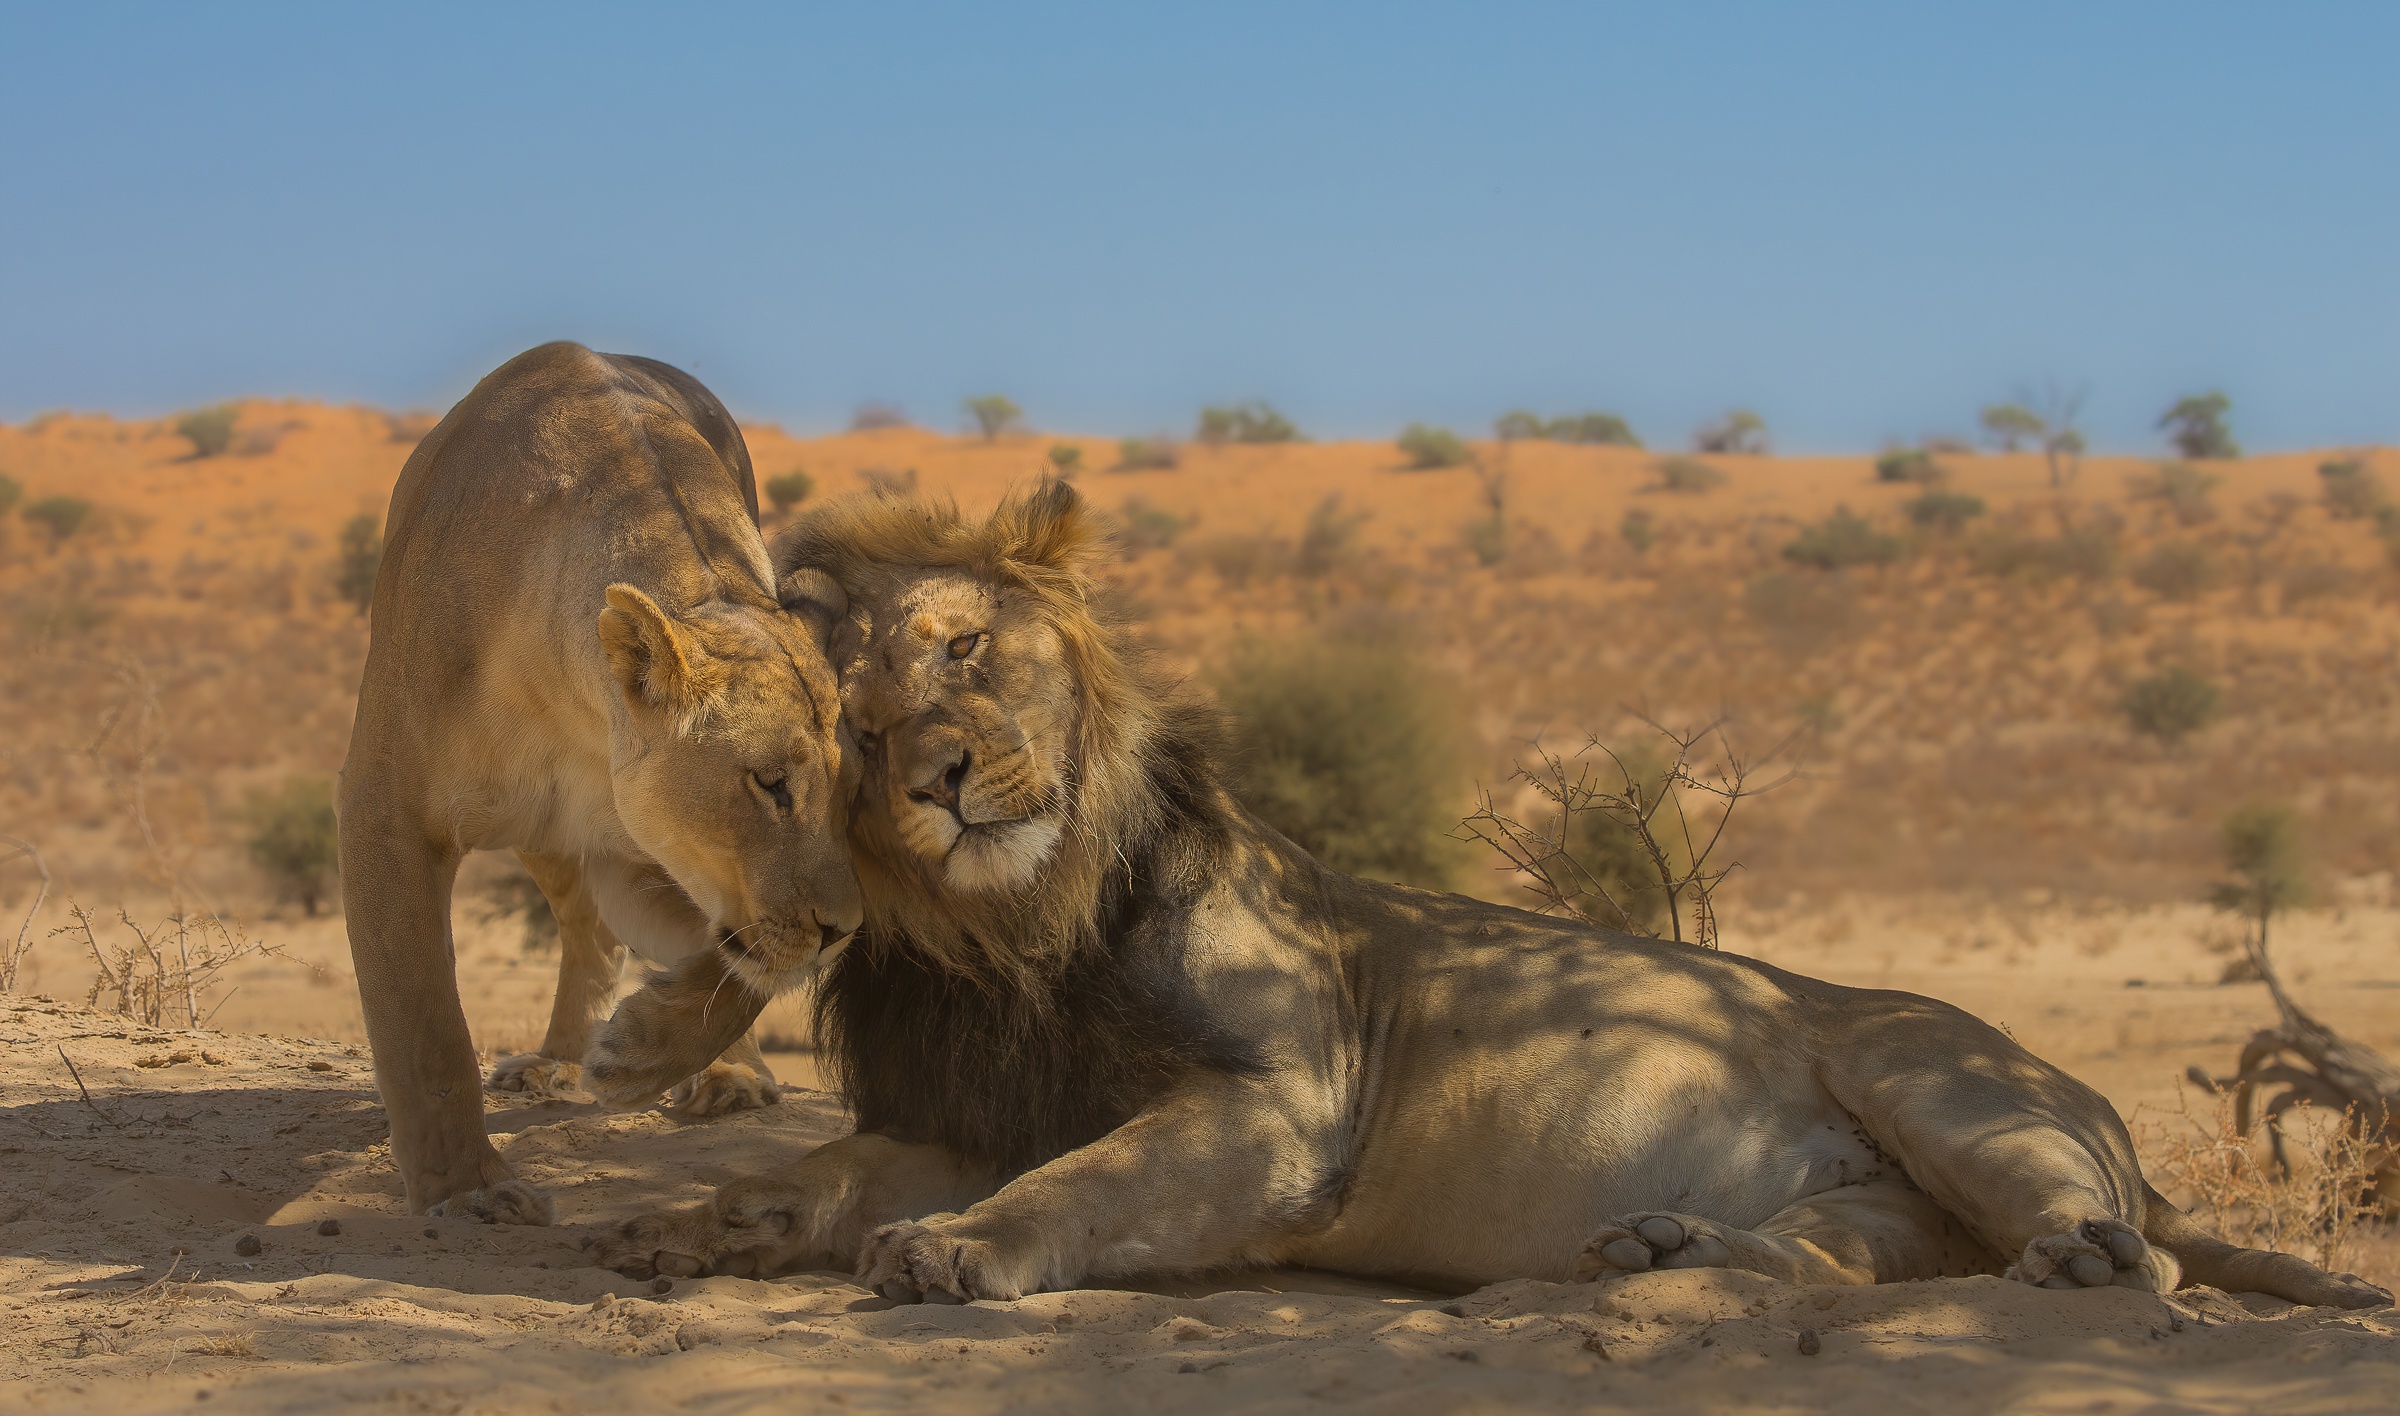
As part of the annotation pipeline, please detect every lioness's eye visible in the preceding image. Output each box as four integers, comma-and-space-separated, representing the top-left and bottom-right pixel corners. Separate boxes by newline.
753, 772, 792, 812
948, 632, 983, 660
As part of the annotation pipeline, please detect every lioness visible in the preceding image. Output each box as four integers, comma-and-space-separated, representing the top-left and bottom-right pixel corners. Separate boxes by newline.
585, 482, 2384, 1309
338, 342, 861, 1222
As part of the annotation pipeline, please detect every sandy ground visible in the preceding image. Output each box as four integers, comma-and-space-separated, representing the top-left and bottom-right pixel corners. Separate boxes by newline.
7, 896, 2400, 1414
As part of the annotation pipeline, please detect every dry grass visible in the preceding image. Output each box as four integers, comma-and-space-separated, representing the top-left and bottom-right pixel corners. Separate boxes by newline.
2135, 1084, 2388, 1275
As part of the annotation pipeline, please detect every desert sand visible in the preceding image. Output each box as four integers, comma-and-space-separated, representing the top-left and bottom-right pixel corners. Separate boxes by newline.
6, 404, 2400, 1409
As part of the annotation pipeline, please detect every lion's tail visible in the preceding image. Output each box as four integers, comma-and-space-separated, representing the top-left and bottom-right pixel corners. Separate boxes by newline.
2141, 1183, 2381, 1307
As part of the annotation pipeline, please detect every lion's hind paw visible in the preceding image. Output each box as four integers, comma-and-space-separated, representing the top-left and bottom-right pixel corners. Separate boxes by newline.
2006, 1218, 2162, 1292
1575, 1213, 1735, 1279
428, 1178, 556, 1227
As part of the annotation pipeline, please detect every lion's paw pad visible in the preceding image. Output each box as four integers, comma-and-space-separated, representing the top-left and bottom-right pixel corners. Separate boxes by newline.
858, 1219, 1028, 1304
2007, 1218, 2158, 1292
1577, 1213, 1735, 1279
487, 1054, 580, 1095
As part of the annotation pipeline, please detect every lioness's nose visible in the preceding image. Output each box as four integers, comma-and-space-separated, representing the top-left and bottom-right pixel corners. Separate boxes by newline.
906, 750, 969, 813
813, 910, 858, 951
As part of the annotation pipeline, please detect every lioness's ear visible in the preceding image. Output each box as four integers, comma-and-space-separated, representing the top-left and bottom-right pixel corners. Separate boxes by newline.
598, 584, 711, 714
778, 565, 848, 643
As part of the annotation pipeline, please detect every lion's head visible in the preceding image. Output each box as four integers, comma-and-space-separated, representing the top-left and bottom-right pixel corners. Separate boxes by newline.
596, 582, 862, 991
777, 481, 1214, 976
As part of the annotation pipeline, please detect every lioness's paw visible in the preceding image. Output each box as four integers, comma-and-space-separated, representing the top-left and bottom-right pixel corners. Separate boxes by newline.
858, 1217, 1033, 1304
428, 1178, 556, 1227
583, 1179, 824, 1281
671, 1060, 780, 1117
2316, 1272, 2394, 1310
486, 1053, 581, 1096
2006, 1218, 2161, 1292
1575, 1213, 1735, 1279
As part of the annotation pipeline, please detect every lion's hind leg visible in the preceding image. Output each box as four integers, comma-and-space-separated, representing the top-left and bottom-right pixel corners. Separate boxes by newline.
1576, 1181, 1992, 1286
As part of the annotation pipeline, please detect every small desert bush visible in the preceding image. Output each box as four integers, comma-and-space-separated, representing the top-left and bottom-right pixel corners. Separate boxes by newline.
1619, 508, 1655, 552
2136, 1085, 2379, 1275
1463, 515, 1507, 567
1874, 447, 1943, 484
2318, 458, 2385, 520
244, 776, 340, 915
1495, 410, 1638, 446
1296, 495, 1366, 577
2130, 462, 2220, 526
335, 514, 382, 614
1783, 509, 1903, 570
2279, 561, 2358, 608
176, 405, 238, 458
764, 470, 814, 514
2121, 666, 2220, 745
2159, 391, 2240, 461
62, 904, 283, 1029
964, 395, 1022, 440
1215, 635, 1462, 887
1115, 435, 1180, 472
1047, 443, 1085, 476
2131, 540, 2218, 601
1905, 489, 1985, 533
1117, 496, 1189, 554
23, 495, 92, 549
1693, 409, 1767, 455
0, 472, 19, 517
1396, 424, 1470, 470
1196, 402, 1300, 445
1968, 525, 2118, 581
1651, 456, 1725, 494
850, 401, 909, 431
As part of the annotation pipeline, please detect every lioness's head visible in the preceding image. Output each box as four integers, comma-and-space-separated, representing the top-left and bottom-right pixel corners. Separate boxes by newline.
780, 482, 1196, 970
598, 583, 862, 991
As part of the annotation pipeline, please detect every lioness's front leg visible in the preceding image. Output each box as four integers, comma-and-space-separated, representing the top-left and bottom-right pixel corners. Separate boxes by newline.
585, 1132, 994, 1279
859, 1074, 1331, 1303
487, 849, 627, 1097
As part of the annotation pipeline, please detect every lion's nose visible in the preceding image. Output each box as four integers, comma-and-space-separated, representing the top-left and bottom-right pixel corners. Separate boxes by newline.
906, 751, 969, 815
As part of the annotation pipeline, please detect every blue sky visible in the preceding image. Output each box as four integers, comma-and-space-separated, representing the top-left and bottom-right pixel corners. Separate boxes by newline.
3, 2, 2393, 450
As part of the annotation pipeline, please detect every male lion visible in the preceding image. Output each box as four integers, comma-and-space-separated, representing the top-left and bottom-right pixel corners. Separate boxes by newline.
585, 482, 2384, 1309
339, 342, 861, 1222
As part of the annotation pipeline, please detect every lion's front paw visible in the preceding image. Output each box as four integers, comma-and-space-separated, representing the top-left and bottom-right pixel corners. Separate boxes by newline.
857, 1217, 1038, 1304
428, 1178, 556, 1227
487, 1053, 581, 1096
670, 1060, 780, 1117
583, 1178, 826, 1281
2006, 1218, 2161, 1292
1575, 1213, 1735, 1279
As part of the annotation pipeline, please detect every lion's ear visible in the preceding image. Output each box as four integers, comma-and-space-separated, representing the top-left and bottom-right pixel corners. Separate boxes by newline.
778, 566, 848, 644
598, 584, 714, 716
1002, 479, 1109, 579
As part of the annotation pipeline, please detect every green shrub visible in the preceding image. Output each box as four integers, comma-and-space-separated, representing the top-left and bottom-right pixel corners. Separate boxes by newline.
0, 473, 19, 517
1296, 494, 1365, 577
245, 776, 340, 915
2130, 540, 2217, 601
1874, 448, 1943, 483
1216, 636, 1461, 886
2159, 391, 2240, 460
2129, 463, 2219, 526
2208, 802, 2307, 955
1396, 424, 1470, 470
1047, 443, 1085, 476
1694, 409, 1767, 455
764, 470, 814, 514
176, 405, 238, 458
1980, 403, 2045, 453
1493, 409, 1546, 441
1652, 456, 1725, 494
1114, 435, 1180, 471
1619, 508, 1655, 552
1196, 401, 1300, 445
1547, 412, 1639, 447
2121, 666, 2220, 745
1565, 744, 1678, 932
23, 495, 92, 548
336, 514, 382, 614
1905, 489, 1986, 533
1118, 495, 1189, 554
2318, 458, 2385, 520
1783, 509, 1903, 569
964, 395, 1022, 441
1464, 515, 1506, 566
1968, 525, 2118, 580
1743, 571, 1857, 655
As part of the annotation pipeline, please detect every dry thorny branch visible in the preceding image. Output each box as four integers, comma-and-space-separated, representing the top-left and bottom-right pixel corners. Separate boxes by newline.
58, 902, 283, 1029
1458, 715, 1801, 947
2136, 1082, 2384, 1274
1, 834, 49, 991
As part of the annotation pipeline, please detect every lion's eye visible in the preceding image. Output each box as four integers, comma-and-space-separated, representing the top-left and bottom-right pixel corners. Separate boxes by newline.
948, 632, 983, 660
753, 772, 793, 812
